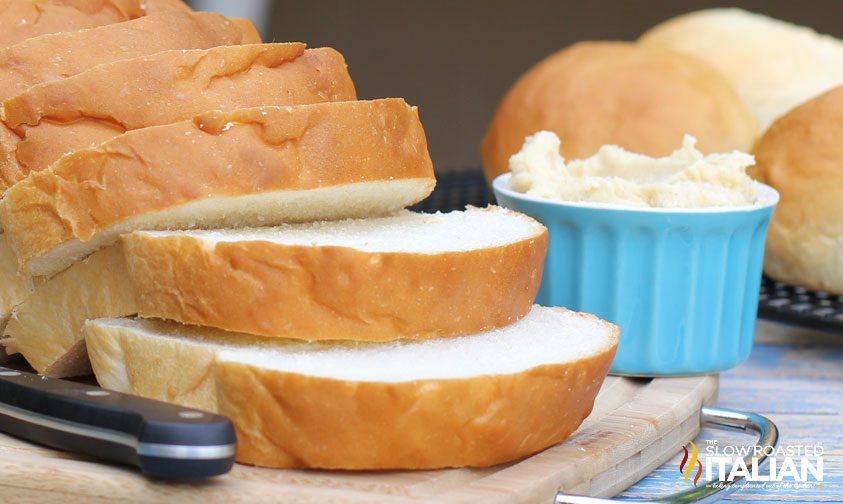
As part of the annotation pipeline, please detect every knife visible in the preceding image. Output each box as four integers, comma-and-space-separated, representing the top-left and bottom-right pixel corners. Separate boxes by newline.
0, 365, 236, 479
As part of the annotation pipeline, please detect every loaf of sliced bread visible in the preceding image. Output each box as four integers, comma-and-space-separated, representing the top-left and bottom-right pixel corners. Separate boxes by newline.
123, 206, 547, 342
0, 0, 143, 48
84, 306, 619, 469
3, 245, 136, 377
0, 42, 356, 188
0, 11, 259, 102
1, 99, 435, 277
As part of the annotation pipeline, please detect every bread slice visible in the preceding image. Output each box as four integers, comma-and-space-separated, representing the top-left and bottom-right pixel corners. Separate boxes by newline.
0, 42, 356, 189
0, 0, 143, 48
3, 245, 136, 377
0, 11, 259, 103
1, 99, 435, 277
123, 206, 547, 342
84, 306, 619, 469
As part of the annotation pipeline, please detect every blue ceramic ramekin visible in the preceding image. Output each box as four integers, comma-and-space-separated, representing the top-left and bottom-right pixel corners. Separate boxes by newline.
493, 173, 779, 376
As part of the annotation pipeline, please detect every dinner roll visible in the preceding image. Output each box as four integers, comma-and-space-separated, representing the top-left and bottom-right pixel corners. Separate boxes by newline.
640, 8, 843, 131
481, 41, 757, 181
751, 86, 843, 294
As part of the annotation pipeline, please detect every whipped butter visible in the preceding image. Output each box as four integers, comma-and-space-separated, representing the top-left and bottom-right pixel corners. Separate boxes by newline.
508, 131, 762, 208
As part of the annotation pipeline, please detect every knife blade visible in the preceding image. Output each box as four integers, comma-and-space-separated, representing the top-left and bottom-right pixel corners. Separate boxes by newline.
0, 365, 236, 479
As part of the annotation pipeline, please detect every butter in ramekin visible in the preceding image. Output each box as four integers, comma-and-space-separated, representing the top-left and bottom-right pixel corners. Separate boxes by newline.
508, 131, 763, 208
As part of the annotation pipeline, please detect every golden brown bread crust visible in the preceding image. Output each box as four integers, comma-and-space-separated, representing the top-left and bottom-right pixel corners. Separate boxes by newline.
122, 209, 548, 342
0, 12, 256, 103
3, 245, 137, 377
751, 86, 843, 294
220, 349, 615, 469
0, 43, 356, 188
0, 0, 143, 48
481, 41, 758, 181
1, 99, 435, 275
219, 309, 618, 469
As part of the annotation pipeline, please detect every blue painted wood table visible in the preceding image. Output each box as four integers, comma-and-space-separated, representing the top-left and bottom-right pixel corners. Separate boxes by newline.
618, 320, 843, 503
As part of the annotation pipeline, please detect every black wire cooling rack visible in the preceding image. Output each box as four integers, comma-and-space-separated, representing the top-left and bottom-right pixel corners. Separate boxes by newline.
410, 171, 494, 213
758, 278, 843, 333
426, 170, 843, 334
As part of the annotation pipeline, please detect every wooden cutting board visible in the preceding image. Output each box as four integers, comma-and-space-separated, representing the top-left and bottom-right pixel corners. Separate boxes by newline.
0, 374, 717, 504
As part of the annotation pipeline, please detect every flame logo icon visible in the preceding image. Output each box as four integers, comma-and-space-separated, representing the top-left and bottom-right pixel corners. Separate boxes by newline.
679, 441, 703, 486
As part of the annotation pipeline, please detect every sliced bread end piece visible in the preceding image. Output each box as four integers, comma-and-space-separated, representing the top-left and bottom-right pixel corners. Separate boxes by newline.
84, 306, 619, 469
123, 206, 547, 342
0, 234, 32, 363
3, 245, 137, 377
0, 233, 31, 331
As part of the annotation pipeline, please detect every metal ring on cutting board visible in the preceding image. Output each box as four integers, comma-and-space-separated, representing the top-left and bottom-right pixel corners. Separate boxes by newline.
554, 405, 780, 504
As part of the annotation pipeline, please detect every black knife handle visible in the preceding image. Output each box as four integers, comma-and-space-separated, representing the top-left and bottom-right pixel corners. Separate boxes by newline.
0, 366, 236, 479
